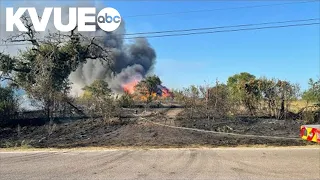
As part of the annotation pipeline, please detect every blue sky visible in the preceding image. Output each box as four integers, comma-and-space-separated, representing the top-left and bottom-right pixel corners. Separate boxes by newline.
1, 0, 319, 91
107, 1, 320, 90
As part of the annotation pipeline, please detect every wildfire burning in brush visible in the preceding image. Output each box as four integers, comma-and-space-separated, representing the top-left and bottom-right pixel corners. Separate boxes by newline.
122, 79, 140, 94
156, 85, 172, 98
121, 78, 173, 100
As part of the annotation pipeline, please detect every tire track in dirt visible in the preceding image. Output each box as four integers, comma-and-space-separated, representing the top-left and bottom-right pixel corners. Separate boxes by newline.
217, 152, 305, 179
173, 149, 202, 180
94, 150, 137, 172
55, 150, 136, 178
129, 149, 188, 175
131, 149, 208, 180
2, 152, 59, 163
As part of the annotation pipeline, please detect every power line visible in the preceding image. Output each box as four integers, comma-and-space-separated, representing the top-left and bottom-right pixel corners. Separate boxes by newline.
124, 0, 319, 18
1, 21, 319, 46
0, 1, 318, 47
123, 22, 320, 39
81, 18, 318, 38
122, 18, 319, 36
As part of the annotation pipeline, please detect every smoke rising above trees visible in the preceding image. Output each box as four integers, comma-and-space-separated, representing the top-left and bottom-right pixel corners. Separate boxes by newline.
68, 21, 157, 96
0, 3, 157, 97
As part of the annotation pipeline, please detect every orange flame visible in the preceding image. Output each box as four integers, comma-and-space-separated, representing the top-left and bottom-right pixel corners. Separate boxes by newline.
161, 88, 171, 98
122, 80, 139, 94
122, 79, 173, 100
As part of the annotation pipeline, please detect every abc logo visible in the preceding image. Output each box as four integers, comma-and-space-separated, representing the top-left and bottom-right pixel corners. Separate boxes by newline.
97, 7, 121, 32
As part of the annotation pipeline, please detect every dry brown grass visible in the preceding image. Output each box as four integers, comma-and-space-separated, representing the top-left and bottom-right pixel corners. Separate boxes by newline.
289, 100, 308, 113
289, 100, 319, 113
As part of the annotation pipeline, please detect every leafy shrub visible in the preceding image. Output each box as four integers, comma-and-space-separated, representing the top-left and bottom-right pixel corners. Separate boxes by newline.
0, 86, 18, 122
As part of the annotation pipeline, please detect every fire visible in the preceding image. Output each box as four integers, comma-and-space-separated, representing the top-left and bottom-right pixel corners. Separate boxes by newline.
157, 85, 173, 98
122, 79, 139, 94
162, 90, 171, 98
139, 92, 157, 101
121, 79, 173, 100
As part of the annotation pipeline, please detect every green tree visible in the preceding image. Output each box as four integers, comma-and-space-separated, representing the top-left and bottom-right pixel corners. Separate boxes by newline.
0, 86, 18, 122
227, 72, 257, 115
171, 89, 184, 103
206, 83, 231, 118
138, 75, 162, 95
135, 75, 162, 105
0, 16, 112, 120
274, 80, 295, 119
257, 77, 277, 116
301, 78, 320, 123
256, 78, 299, 119
118, 91, 134, 108
83, 80, 111, 98
302, 78, 320, 104
81, 80, 115, 120
182, 85, 200, 119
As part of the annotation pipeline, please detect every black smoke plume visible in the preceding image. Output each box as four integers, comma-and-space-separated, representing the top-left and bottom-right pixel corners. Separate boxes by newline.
69, 21, 156, 96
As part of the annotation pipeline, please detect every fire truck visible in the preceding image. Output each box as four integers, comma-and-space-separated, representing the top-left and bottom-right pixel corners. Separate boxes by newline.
300, 124, 320, 143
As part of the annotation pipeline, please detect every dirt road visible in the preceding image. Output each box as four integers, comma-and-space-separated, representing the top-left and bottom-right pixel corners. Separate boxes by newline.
1, 147, 319, 180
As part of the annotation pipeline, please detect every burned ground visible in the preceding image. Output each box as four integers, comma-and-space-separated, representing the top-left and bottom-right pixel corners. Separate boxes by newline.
0, 108, 312, 148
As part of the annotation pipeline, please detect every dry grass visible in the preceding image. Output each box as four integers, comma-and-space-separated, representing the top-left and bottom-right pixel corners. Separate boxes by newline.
289, 100, 308, 113
289, 100, 319, 113
230, 100, 313, 115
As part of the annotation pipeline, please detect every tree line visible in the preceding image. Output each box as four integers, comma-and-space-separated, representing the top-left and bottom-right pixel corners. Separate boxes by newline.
172, 73, 319, 123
